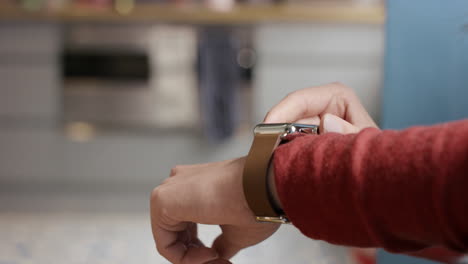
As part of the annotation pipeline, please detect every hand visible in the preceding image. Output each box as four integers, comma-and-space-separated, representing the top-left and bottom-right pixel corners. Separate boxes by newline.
150, 158, 280, 264
265, 83, 379, 262
264, 82, 378, 134
265, 83, 379, 212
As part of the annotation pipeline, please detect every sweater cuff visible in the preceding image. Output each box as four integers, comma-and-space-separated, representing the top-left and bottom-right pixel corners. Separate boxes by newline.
272, 133, 312, 223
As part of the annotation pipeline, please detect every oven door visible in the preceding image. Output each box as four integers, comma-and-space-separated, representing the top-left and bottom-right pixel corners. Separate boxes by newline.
62, 24, 198, 132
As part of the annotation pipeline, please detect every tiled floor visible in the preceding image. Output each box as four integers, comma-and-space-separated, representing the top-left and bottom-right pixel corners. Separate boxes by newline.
0, 192, 348, 264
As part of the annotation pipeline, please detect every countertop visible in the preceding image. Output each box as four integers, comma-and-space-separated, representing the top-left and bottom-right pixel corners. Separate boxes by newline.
0, 191, 348, 264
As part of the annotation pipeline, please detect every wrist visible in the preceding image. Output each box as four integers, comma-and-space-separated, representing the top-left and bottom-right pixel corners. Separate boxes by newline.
243, 123, 316, 224
267, 159, 283, 212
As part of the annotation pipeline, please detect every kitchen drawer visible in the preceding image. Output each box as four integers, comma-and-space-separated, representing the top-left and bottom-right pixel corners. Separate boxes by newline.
61, 132, 250, 187
255, 23, 384, 56
0, 127, 250, 188
0, 64, 59, 119
0, 128, 62, 184
0, 22, 61, 56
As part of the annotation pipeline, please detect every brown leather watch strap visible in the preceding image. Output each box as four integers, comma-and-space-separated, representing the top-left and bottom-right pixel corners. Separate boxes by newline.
243, 133, 282, 217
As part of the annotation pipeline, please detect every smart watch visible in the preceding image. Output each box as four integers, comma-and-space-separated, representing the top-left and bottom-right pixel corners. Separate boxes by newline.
242, 123, 319, 224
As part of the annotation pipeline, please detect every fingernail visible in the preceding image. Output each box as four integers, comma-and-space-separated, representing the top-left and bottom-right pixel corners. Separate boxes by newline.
205, 248, 219, 260
323, 114, 343, 134
188, 243, 201, 248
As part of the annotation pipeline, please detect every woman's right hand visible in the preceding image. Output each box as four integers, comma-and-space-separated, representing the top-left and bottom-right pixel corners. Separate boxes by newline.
263, 82, 378, 134
265, 83, 380, 264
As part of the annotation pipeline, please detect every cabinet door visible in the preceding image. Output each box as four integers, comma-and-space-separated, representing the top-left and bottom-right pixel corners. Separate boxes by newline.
0, 65, 59, 120
0, 128, 62, 185
0, 22, 60, 56
255, 65, 382, 122
254, 24, 384, 123
0, 23, 60, 120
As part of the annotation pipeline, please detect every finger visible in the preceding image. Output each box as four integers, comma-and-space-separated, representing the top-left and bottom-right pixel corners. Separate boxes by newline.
204, 259, 233, 264
263, 83, 375, 129
187, 222, 206, 248
183, 246, 219, 264
321, 114, 360, 134
294, 116, 321, 126
187, 222, 202, 247
152, 223, 218, 264
150, 192, 214, 264
182, 224, 219, 264
152, 223, 188, 264
264, 83, 346, 123
212, 233, 242, 260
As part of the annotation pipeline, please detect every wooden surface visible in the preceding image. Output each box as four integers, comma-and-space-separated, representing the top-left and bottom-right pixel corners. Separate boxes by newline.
0, 2, 385, 24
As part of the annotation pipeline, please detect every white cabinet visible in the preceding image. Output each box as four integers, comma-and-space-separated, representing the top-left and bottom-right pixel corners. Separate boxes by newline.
0, 65, 59, 119
0, 23, 61, 185
0, 22, 384, 188
0, 128, 62, 184
0, 23, 61, 120
0, 23, 60, 56
254, 23, 384, 122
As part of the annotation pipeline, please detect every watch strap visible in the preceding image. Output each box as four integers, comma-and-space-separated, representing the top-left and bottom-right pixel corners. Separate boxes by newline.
243, 133, 282, 218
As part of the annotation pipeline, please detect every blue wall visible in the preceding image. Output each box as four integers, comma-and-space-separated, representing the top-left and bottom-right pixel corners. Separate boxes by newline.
379, 0, 468, 263
382, 0, 468, 130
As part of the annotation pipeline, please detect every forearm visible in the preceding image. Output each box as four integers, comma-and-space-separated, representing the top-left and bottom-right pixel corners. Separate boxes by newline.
273, 120, 468, 252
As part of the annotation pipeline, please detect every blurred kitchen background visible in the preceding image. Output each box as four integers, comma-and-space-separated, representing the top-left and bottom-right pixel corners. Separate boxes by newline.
0, 0, 467, 263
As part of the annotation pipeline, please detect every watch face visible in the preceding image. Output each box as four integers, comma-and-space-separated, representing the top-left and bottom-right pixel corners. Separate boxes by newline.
254, 123, 319, 135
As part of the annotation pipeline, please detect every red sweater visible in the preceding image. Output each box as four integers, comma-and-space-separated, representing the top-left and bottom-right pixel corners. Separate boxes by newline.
273, 119, 468, 261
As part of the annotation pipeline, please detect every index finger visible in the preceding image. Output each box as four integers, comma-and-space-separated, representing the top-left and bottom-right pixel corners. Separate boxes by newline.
263, 83, 374, 129
263, 83, 346, 123
152, 219, 189, 263
151, 192, 219, 264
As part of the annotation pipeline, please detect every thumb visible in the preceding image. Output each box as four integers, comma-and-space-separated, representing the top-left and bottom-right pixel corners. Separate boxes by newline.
321, 114, 360, 134
211, 231, 241, 260
204, 259, 233, 264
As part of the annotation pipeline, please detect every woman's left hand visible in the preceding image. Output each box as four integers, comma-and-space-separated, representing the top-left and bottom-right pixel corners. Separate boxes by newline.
150, 157, 280, 264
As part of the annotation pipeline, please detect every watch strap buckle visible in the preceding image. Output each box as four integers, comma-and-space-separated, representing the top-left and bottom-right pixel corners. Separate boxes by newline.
256, 215, 291, 224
